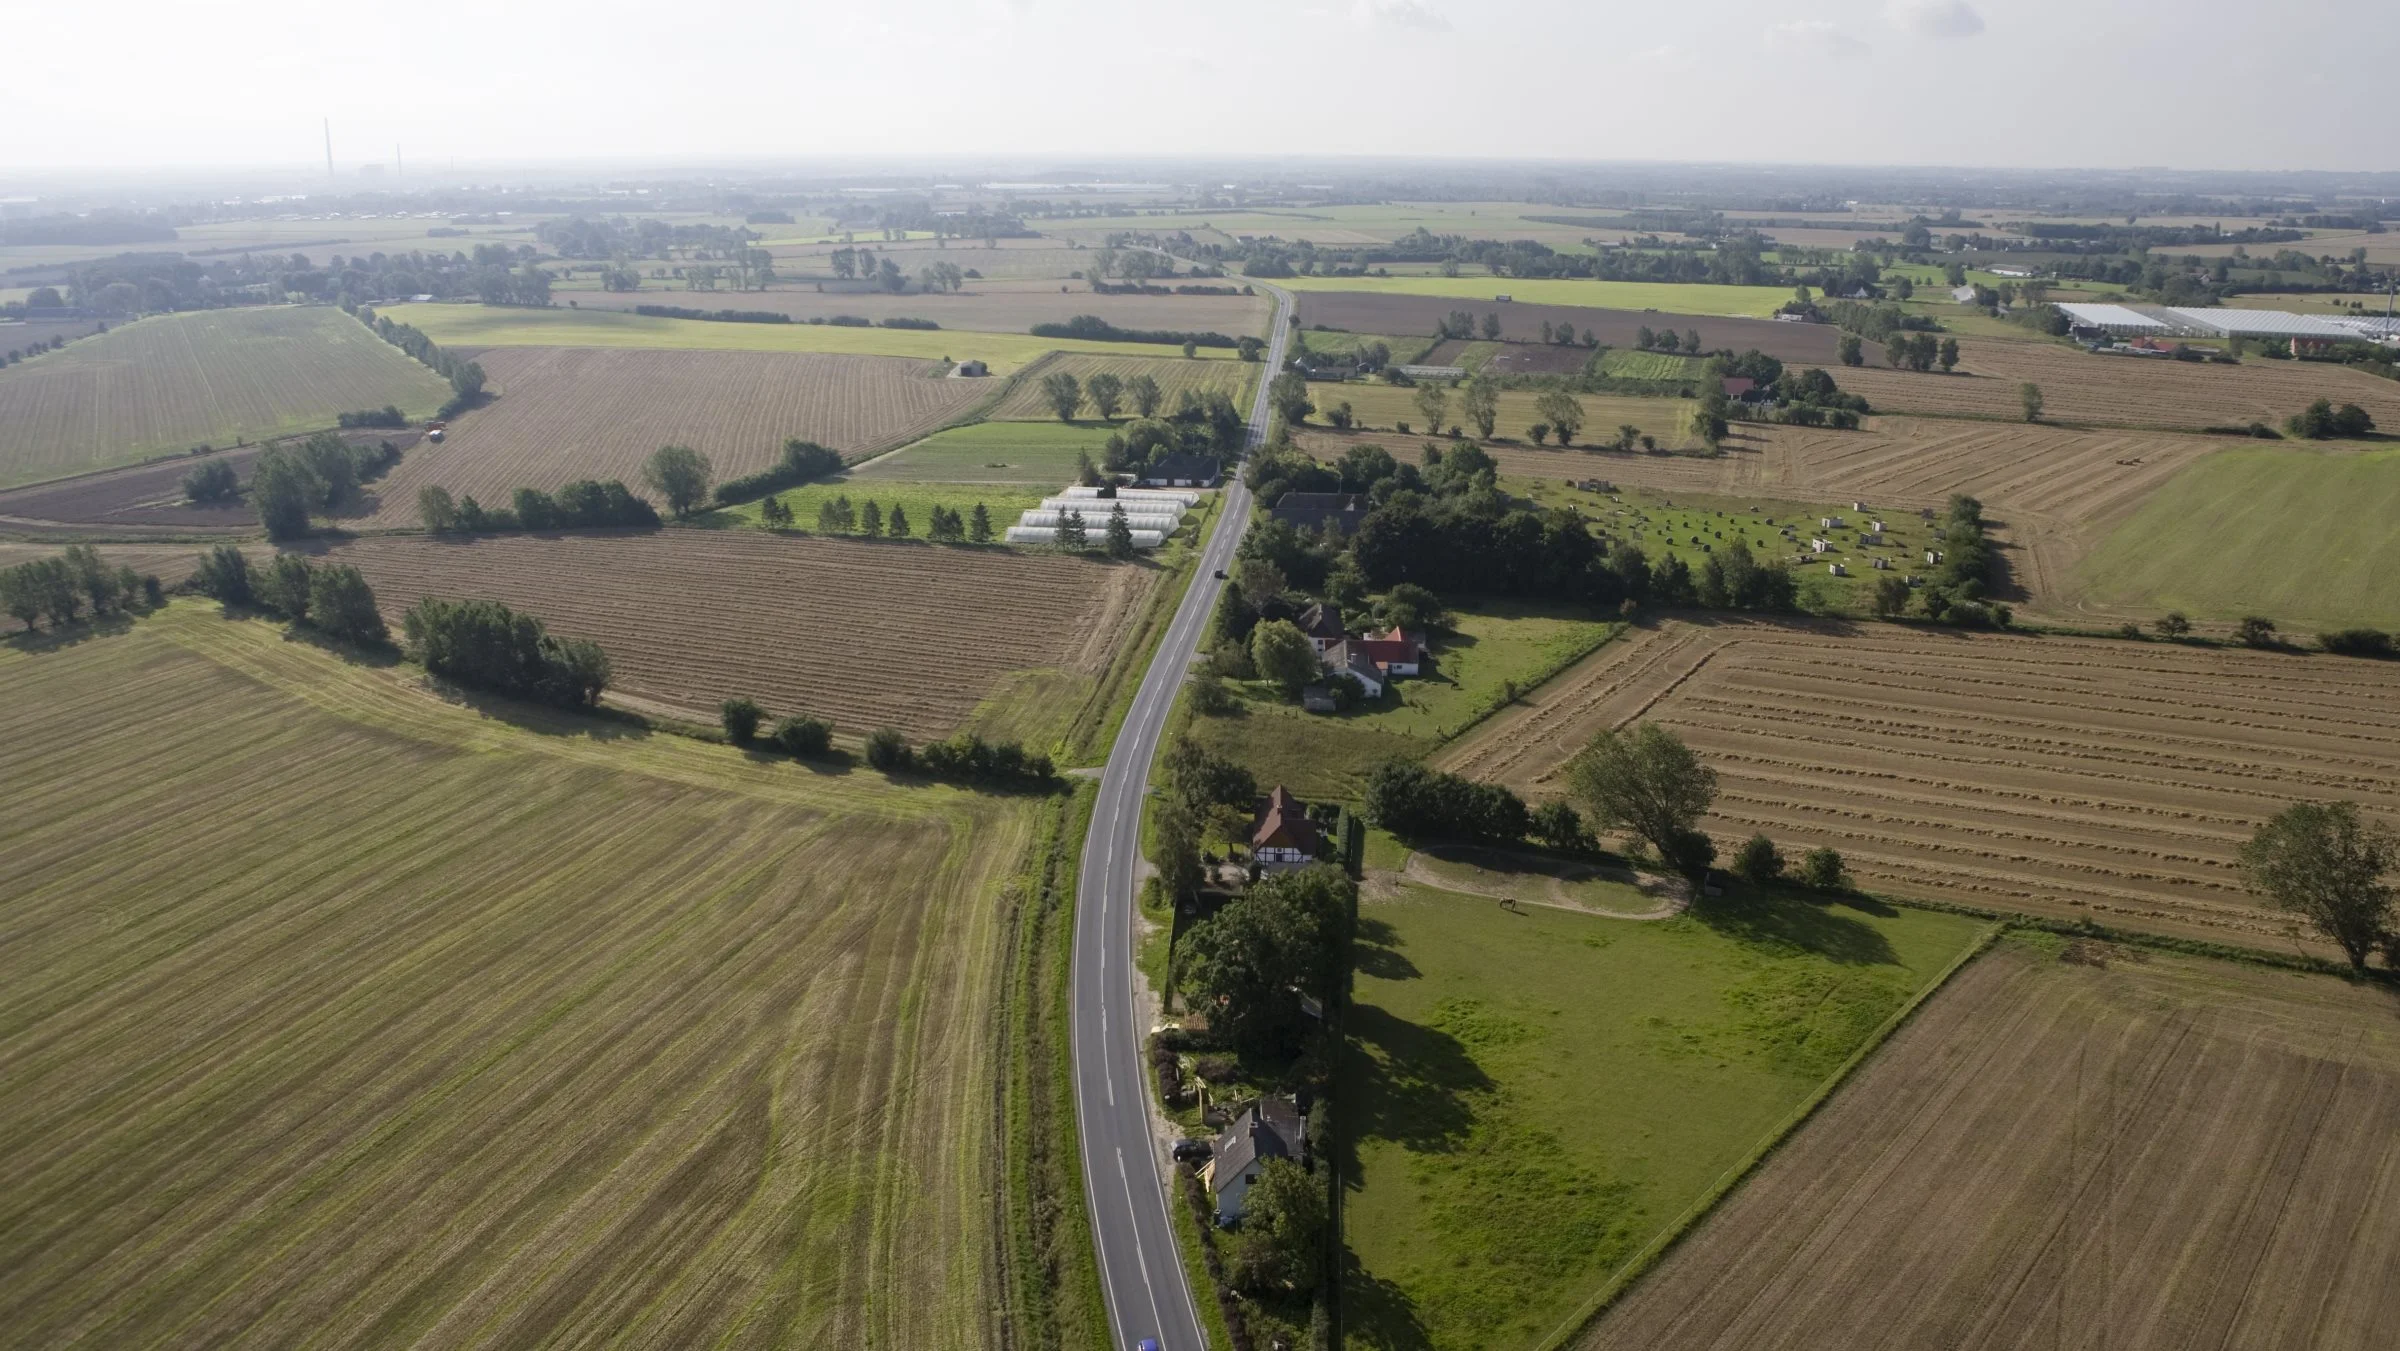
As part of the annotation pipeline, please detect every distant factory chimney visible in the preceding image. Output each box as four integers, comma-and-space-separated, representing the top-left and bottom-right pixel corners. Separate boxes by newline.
324, 118, 334, 178
395, 143, 403, 179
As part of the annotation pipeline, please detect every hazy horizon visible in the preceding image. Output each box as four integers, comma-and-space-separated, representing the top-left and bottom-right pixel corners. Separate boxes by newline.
5, 0, 2393, 181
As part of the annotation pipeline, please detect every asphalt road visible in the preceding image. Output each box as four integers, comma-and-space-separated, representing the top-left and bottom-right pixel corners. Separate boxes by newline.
1070, 279, 1291, 1351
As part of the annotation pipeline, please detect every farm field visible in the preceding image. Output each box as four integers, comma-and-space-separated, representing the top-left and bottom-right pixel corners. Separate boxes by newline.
985, 352, 1258, 421
364, 347, 984, 525
1580, 937, 2400, 1351
0, 605, 1032, 1349
323, 530, 1159, 742
853, 420, 1122, 484
2068, 445, 2400, 630
563, 281, 1271, 338
763, 243, 1091, 280
1439, 617, 2400, 951
1182, 602, 1618, 799
1321, 384, 1700, 448
1837, 336, 2400, 431
1341, 881, 1989, 1351
1272, 275, 1800, 317
1293, 292, 1848, 364
0, 543, 255, 604
372, 302, 1224, 373
0, 307, 452, 488
1293, 430, 1738, 499
707, 482, 1050, 537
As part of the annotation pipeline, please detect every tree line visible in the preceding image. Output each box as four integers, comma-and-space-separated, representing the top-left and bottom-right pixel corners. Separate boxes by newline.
350, 305, 486, 417
714, 439, 844, 506
402, 596, 610, 709
2, 546, 164, 632
419, 480, 660, 533
193, 546, 387, 647
1029, 314, 1238, 349
248, 433, 405, 541
799, 494, 993, 544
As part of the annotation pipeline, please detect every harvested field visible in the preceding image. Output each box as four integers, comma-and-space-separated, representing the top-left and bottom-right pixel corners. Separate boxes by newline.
1295, 291, 1848, 363
0, 605, 1029, 1349
566, 281, 1270, 338
321, 530, 1158, 738
986, 352, 1258, 421
1439, 617, 2400, 951
1580, 938, 2400, 1351
0, 307, 452, 488
1839, 337, 2400, 431
365, 348, 983, 526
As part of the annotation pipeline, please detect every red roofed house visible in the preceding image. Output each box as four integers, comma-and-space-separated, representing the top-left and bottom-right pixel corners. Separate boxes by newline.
1720, 376, 1756, 400
1250, 786, 1323, 872
1353, 627, 1427, 676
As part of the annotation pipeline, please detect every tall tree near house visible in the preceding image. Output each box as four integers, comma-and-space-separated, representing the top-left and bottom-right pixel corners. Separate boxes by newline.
643, 444, 712, 518
2239, 801, 2397, 971
1268, 371, 1313, 426
1042, 371, 1083, 421
1566, 723, 1720, 889
1248, 619, 1321, 695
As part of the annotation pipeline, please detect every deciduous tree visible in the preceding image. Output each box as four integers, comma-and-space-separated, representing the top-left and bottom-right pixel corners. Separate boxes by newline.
2240, 801, 2397, 970
1566, 723, 1719, 887
642, 444, 713, 518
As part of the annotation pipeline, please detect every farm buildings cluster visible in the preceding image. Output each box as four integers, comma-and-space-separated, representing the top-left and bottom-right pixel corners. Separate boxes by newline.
2058, 300, 2400, 352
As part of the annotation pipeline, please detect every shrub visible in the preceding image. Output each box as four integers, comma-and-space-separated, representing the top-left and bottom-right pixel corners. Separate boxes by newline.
402, 597, 611, 708
712, 439, 845, 506
770, 715, 834, 758
181, 459, 240, 503
1362, 760, 1530, 844
306, 563, 387, 645
2319, 628, 2396, 658
194, 544, 253, 605
864, 727, 912, 770
1734, 832, 1784, 882
721, 696, 764, 745
2155, 612, 2192, 639
1799, 846, 1848, 892
2236, 616, 2280, 649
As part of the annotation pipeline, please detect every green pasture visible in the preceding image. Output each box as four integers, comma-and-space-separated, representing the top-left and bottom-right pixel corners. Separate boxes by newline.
2068, 445, 2400, 630
1271, 275, 1799, 318
703, 480, 1050, 538
853, 421, 1123, 485
1595, 349, 1708, 381
1340, 883, 1989, 1351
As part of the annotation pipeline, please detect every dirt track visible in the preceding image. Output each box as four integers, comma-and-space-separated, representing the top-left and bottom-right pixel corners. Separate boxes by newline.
1440, 617, 2400, 950
1580, 939, 2400, 1351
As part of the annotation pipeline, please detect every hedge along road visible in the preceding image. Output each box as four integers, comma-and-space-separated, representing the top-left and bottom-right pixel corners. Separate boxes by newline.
1072, 275, 1289, 1351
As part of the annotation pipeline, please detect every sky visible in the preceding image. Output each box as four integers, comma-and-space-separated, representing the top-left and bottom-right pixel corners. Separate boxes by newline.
1, 0, 2392, 177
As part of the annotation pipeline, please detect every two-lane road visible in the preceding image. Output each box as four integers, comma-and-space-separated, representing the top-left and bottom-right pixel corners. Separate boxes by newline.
1070, 280, 1291, 1351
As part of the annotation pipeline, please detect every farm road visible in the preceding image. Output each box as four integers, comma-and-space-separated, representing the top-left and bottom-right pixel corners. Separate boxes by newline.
1071, 277, 1289, 1351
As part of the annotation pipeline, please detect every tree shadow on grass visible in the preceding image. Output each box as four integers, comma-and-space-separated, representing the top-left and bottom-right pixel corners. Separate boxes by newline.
1344, 1263, 1435, 1351
1352, 915, 1421, 982
423, 677, 657, 743
2, 611, 137, 654
1687, 887, 1900, 966
1342, 1002, 1493, 1157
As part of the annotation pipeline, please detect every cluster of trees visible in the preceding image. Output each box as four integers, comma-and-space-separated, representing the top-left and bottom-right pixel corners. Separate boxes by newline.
2286, 398, 2376, 440
803, 494, 991, 543
1883, 332, 1962, 373
1868, 493, 2007, 627
1362, 761, 1534, 845
631, 305, 792, 324
719, 698, 833, 758
1176, 865, 1355, 1053
1, 545, 162, 632
1095, 390, 1246, 473
539, 216, 757, 261
418, 479, 658, 534
4, 333, 73, 366
2239, 801, 2398, 972
181, 458, 240, 504
1821, 299, 1939, 347
1151, 736, 1262, 903
863, 726, 1056, 788
353, 307, 486, 416
713, 439, 844, 505
53, 245, 545, 315
1633, 325, 1707, 354
336, 405, 411, 429
251, 433, 404, 540
402, 597, 611, 709
193, 546, 387, 646
1029, 314, 1237, 349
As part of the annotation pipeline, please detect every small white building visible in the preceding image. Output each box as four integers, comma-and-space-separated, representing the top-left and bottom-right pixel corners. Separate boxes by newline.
1811, 538, 1833, 554
1828, 562, 1849, 576
1202, 1098, 1306, 1225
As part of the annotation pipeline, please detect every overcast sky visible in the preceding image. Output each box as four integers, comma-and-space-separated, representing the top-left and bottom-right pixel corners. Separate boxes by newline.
3, 0, 2391, 178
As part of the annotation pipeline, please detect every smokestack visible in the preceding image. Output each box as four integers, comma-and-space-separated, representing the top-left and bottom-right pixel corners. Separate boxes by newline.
324, 118, 334, 178
395, 143, 403, 179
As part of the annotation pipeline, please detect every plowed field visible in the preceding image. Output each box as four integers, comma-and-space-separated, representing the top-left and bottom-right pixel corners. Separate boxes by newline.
985, 352, 1258, 421
1580, 939, 2400, 1351
366, 348, 984, 525
1439, 618, 2400, 950
322, 530, 1157, 738
0, 605, 1031, 1349
1838, 337, 2400, 431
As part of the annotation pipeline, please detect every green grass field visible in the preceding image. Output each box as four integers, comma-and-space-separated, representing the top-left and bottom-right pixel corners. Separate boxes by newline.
853, 421, 1123, 485
0, 604, 1042, 1348
2068, 445, 2400, 630
1324, 385, 1698, 447
1342, 883, 1989, 1351
1595, 349, 1708, 382
0, 307, 453, 487
375, 303, 1225, 374
985, 351, 1259, 421
1271, 275, 1800, 318
1185, 602, 1618, 799
703, 479, 1050, 536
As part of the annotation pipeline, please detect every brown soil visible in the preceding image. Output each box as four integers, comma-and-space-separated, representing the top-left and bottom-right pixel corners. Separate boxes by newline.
319, 529, 1158, 737
0, 430, 417, 532
1295, 292, 1849, 364
1440, 616, 2400, 952
365, 348, 985, 526
1579, 941, 2400, 1351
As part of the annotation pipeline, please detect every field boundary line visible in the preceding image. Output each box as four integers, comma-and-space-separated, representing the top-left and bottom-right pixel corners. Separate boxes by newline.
1531, 919, 2004, 1351
1429, 619, 1625, 742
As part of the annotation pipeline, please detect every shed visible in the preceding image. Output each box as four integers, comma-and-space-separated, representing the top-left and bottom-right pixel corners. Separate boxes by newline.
955, 358, 989, 377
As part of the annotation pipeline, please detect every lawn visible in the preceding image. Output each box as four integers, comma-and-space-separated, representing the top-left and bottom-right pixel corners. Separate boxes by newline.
1184, 602, 1619, 799
1595, 349, 1708, 382
853, 420, 1123, 485
1508, 483, 1927, 616
1270, 275, 1800, 318
1341, 882, 1990, 1351
0, 603, 1041, 1348
374, 302, 1226, 374
2068, 444, 2400, 630
0, 307, 453, 487
702, 478, 1051, 536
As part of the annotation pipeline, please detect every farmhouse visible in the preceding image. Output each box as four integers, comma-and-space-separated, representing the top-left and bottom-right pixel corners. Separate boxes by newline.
1140, 454, 1219, 488
1351, 627, 1427, 676
1294, 602, 1347, 653
1321, 641, 1390, 698
1250, 787, 1324, 871
1203, 1097, 1306, 1225
1270, 491, 1370, 535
